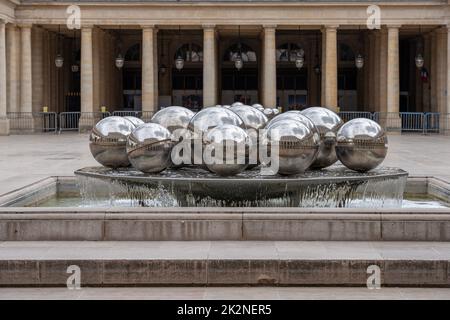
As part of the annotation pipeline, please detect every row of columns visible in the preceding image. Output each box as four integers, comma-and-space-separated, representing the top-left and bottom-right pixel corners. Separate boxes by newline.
2, 22, 450, 134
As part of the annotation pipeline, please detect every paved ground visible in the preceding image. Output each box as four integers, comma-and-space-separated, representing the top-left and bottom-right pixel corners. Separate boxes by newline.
1, 287, 450, 300
1, 241, 449, 260
0, 133, 450, 195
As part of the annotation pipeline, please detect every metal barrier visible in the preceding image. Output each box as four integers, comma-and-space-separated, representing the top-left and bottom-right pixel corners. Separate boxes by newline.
338, 111, 373, 123
7, 112, 36, 132
400, 112, 425, 133
112, 110, 141, 117
424, 113, 440, 134
141, 111, 155, 121
59, 112, 111, 133
33, 112, 58, 132
59, 112, 81, 132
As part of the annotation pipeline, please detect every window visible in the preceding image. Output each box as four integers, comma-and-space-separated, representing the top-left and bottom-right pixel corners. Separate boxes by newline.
339, 43, 355, 62
125, 43, 141, 62
174, 43, 203, 62
223, 43, 257, 62
277, 43, 305, 62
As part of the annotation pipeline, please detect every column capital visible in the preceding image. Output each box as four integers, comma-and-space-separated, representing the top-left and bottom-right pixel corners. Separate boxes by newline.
322, 25, 339, 32
17, 23, 33, 29
202, 24, 216, 30
435, 25, 448, 34
81, 25, 94, 30
262, 24, 277, 30
387, 24, 402, 30
141, 24, 156, 30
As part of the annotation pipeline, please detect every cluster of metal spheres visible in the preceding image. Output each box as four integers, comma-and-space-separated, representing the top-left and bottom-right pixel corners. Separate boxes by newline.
89, 104, 388, 176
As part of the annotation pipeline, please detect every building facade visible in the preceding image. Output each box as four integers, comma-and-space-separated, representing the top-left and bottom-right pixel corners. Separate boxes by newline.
1, 0, 450, 134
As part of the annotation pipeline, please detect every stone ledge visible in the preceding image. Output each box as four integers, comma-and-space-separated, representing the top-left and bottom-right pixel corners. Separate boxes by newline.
0, 241, 449, 287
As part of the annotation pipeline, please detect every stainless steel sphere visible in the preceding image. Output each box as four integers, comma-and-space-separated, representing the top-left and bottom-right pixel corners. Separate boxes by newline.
267, 111, 318, 136
229, 105, 268, 168
151, 106, 195, 133
187, 107, 245, 166
252, 103, 264, 109
89, 116, 135, 168
263, 108, 276, 120
229, 104, 268, 130
126, 123, 173, 173
231, 102, 244, 108
203, 124, 251, 176
123, 116, 144, 127
188, 106, 245, 134
300, 107, 344, 169
273, 108, 280, 116
336, 118, 388, 172
264, 119, 320, 175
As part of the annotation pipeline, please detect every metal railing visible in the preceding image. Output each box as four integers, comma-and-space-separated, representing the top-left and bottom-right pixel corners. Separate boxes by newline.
59, 112, 81, 132
34, 112, 58, 132
5, 110, 450, 135
59, 112, 111, 132
7, 112, 35, 132
112, 110, 141, 117
338, 111, 373, 123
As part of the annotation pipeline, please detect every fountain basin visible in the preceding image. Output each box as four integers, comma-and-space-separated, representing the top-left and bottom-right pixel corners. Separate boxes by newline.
74, 165, 408, 208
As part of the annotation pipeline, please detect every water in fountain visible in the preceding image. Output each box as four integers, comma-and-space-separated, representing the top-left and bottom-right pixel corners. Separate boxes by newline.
76, 165, 407, 208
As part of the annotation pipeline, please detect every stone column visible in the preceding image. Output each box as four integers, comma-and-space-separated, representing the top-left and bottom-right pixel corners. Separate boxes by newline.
79, 26, 95, 132
6, 25, 19, 115
262, 25, 277, 107
0, 20, 9, 135
322, 25, 338, 111
379, 28, 388, 114
203, 24, 217, 107
20, 25, 33, 112
436, 27, 447, 116
446, 25, 450, 115
386, 26, 401, 132
32, 27, 44, 113
142, 25, 156, 120
422, 33, 431, 113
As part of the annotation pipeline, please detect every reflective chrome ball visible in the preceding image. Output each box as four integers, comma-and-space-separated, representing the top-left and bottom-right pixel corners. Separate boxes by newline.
203, 124, 251, 176
263, 108, 276, 120
230, 104, 268, 130
187, 107, 245, 166
252, 103, 264, 109
188, 106, 245, 134
336, 118, 388, 172
126, 123, 173, 173
89, 116, 135, 168
123, 116, 144, 127
264, 119, 320, 175
230, 105, 268, 168
267, 111, 318, 137
151, 106, 195, 133
231, 102, 243, 108
300, 107, 344, 169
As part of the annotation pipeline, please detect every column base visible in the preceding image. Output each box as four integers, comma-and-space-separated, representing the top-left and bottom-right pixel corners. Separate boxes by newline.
78, 115, 100, 133
8, 114, 35, 134
0, 118, 10, 136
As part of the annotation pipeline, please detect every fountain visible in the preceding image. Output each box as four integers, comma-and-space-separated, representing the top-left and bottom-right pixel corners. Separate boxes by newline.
76, 105, 408, 208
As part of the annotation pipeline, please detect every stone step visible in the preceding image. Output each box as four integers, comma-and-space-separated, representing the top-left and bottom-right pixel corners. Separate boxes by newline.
1, 208, 450, 241
1, 241, 449, 287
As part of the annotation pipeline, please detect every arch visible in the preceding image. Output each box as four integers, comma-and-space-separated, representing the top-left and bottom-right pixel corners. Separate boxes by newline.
223, 43, 257, 62
125, 43, 141, 62
174, 43, 203, 62
276, 42, 305, 62
339, 43, 355, 62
